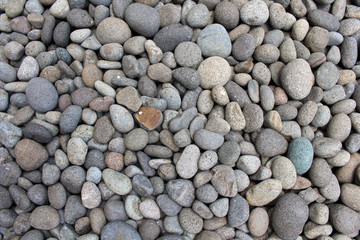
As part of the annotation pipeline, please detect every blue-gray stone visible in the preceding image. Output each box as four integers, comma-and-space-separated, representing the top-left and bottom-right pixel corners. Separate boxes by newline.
56, 48, 72, 65
59, 105, 82, 134
197, 24, 232, 58
0, 61, 17, 83
153, 23, 193, 52
0, 89, 9, 111
287, 137, 314, 175
0, 121, 22, 148
125, 3, 160, 38
228, 194, 249, 227
272, 193, 309, 240
26, 77, 59, 112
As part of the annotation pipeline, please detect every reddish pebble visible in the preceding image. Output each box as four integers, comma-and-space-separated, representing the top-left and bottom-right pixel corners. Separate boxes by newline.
105, 152, 124, 171
135, 107, 163, 131
58, 94, 72, 111
273, 87, 288, 105
89, 96, 115, 112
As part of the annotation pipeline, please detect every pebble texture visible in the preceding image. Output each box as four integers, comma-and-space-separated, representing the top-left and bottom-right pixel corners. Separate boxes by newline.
0, 0, 359, 239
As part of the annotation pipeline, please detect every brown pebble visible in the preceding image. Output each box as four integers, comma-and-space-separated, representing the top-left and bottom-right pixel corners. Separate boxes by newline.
135, 107, 163, 131
75, 217, 91, 235
272, 87, 288, 105
15, 139, 49, 171
58, 94, 72, 111
89, 96, 115, 112
105, 152, 124, 171
82, 64, 103, 88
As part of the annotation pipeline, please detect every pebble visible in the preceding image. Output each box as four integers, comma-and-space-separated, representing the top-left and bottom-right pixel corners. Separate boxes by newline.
271, 156, 297, 189
15, 139, 48, 171
26, 77, 59, 112
196, 24, 231, 58
186, 4, 210, 28
246, 179, 282, 206
340, 183, 360, 211
308, 158, 332, 187
166, 179, 195, 207
211, 165, 237, 197
174, 41, 202, 68
255, 128, 288, 157
102, 168, 132, 195
240, 0, 269, 26
109, 104, 134, 133
327, 113, 351, 142
30, 206, 60, 230
287, 137, 314, 175
272, 193, 309, 240
313, 137, 342, 158
232, 34, 256, 62
329, 204, 360, 234
194, 129, 224, 150
280, 59, 314, 100
139, 199, 160, 220
153, 23, 193, 52
96, 17, 131, 44
228, 194, 249, 228
101, 221, 141, 240
125, 3, 160, 38
0, 121, 22, 148
176, 144, 200, 179
214, 1, 239, 30
60, 105, 82, 134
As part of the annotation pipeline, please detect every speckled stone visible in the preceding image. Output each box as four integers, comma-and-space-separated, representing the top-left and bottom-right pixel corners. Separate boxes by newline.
287, 137, 314, 175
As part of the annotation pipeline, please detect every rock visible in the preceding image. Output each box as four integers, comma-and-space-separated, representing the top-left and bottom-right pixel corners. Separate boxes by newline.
248, 207, 269, 237
60, 105, 82, 134
272, 193, 309, 240
153, 23, 193, 52
246, 179, 282, 206
211, 165, 237, 197
61, 166, 86, 194
116, 86, 142, 112
307, 10, 340, 31
15, 139, 48, 171
23, 123, 53, 144
341, 37, 358, 69
96, 17, 131, 44
166, 179, 195, 207
329, 204, 360, 235
217, 141, 240, 167
17, 56, 39, 81
139, 199, 160, 220
194, 129, 224, 150
240, 0, 269, 26
67, 137, 88, 165
255, 128, 288, 157
30, 206, 60, 230
26, 77, 59, 112
340, 183, 360, 211
179, 208, 203, 234
102, 168, 132, 195
196, 24, 232, 58
101, 221, 141, 240
125, 3, 160, 38
0, 61, 17, 83
156, 194, 182, 216
232, 34, 256, 61
173, 67, 201, 90
271, 156, 297, 189
280, 59, 314, 100
176, 144, 200, 179
214, 1, 239, 30
228, 194, 249, 227
0, 121, 22, 148
81, 182, 101, 209
312, 137, 342, 158
124, 128, 148, 151
197, 56, 231, 89
308, 158, 332, 187
287, 137, 314, 175
49, 0, 70, 19
174, 41, 202, 68
327, 113, 352, 142
110, 104, 134, 133
243, 103, 264, 133
186, 4, 210, 28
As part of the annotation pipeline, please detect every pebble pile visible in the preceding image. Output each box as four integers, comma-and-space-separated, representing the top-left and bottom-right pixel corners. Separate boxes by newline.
0, 0, 360, 239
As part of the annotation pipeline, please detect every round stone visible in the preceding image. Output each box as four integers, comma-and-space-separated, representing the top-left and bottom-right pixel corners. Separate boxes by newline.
308, 158, 333, 187
26, 77, 59, 112
101, 221, 141, 240
166, 179, 195, 207
287, 137, 314, 175
30, 206, 60, 230
125, 3, 160, 38
67, 137, 88, 165
197, 56, 231, 89
232, 34, 256, 61
178, 208, 203, 234
124, 128, 148, 151
272, 193, 309, 240
271, 156, 297, 189
248, 207, 269, 237
245, 179, 282, 206
280, 59, 314, 100
15, 139, 48, 171
174, 41, 202, 68
240, 0, 269, 26
255, 128, 288, 158
96, 17, 131, 44
196, 24, 232, 58
102, 168, 132, 195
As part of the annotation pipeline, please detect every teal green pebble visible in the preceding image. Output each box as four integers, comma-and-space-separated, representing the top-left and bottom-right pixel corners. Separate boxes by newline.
287, 137, 314, 175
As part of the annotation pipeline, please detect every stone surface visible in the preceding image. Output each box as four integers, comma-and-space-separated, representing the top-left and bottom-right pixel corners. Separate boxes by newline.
26, 77, 59, 112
